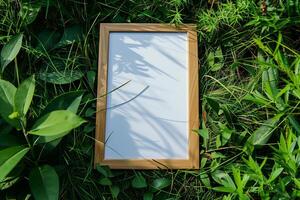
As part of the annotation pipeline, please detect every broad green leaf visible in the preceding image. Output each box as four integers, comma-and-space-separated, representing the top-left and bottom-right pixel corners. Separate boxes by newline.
110, 185, 120, 198
151, 178, 171, 191
213, 186, 236, 193
293, 178, 300, 189
199, 121, 208, 148
38, 70, 84, 85
95, 165, 114, 178
198, 128, 209, 139
211, 152, 226, 159
0, 161, 24, 190
206, 97, 220, 113
212, 170, 236, 190
208, 47, 224, 71
87, 71, 96, 89
41, 91, 83, 116
212, 47, 224, 71
14, 75, 35, 116
200, 171, 211, 187
0, 80, 19, 128
37, 91, 83, 143
28, 110, 86, 136
262, 67, 279, 101
19, 3, 41, 26
0, 146, 29, 181
56, 25, 83, 47
29, 165, 59, 200
132, 174, 147, 189
207, 51, 215, 68
1, 34, 23, 73
99, 177, 112, 186
219, 123, 233, 146
35, 29, 61, 51
267, 167, 283, 183
85, 107, 94, 117
247, 114, 283, 146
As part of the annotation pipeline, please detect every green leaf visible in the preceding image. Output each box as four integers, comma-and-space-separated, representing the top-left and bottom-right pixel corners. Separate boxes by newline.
211, 152, 226, 159
110, 185, 120, 198
19, 2, 41, 26
207, 51, 215, 69
1, 34, 23, 73
35, 29, 61, 51
218, 123, 233, 146
213, 186, 236, 193
28, 110, 86, 136
29, 165, 59, 200
0, 146, 29, 181
267, 167, 283, 184
38, 70, 84, 85
293, 178, 300, 189
208, 47, 224, 71
211, 170, 236, 190
151, 178, 171, 191
212, 47, 224, 71
200, 171, 211, 187
87, 71, 96, 89
232, 167, 243, 194
95, 165, 112, 178
56, 25, 83, 47
262, 67, 279, 101
41, 91, 83, 117
0, 80, 19, 128
247, 114, 283, 146
132, 174, 147, 189
99, 177, 112, 186
216, 135, 222, 148
37, 91, 84, 143
198, 128, 209, 139
206, 97, 220, 113
14, 75, 35, 116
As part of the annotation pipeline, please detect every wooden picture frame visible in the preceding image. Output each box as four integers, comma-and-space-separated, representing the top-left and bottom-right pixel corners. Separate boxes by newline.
94, 23, 199, 169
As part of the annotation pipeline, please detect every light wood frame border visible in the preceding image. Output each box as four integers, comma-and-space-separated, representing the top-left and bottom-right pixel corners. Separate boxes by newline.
95, 23, 199, 169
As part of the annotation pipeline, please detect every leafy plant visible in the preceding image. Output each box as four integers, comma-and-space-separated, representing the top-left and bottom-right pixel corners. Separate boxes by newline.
0, 75, 85, 199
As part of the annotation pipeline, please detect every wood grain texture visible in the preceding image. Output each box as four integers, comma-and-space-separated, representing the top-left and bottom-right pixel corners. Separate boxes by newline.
94, 23, 199, 169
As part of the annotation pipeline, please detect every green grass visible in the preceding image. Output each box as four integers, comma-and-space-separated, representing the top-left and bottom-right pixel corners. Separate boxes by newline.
0, 0, 300, 199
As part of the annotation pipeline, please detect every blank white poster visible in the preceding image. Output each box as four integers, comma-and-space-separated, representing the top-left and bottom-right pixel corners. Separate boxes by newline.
105, 32, 189, 159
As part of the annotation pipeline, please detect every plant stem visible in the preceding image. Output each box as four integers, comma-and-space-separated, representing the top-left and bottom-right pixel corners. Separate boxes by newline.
14, 58, 20, 85
20, 119, 35, 160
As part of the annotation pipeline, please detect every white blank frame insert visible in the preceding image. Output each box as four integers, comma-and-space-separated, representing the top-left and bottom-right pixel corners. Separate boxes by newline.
95, 23, 199, 169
